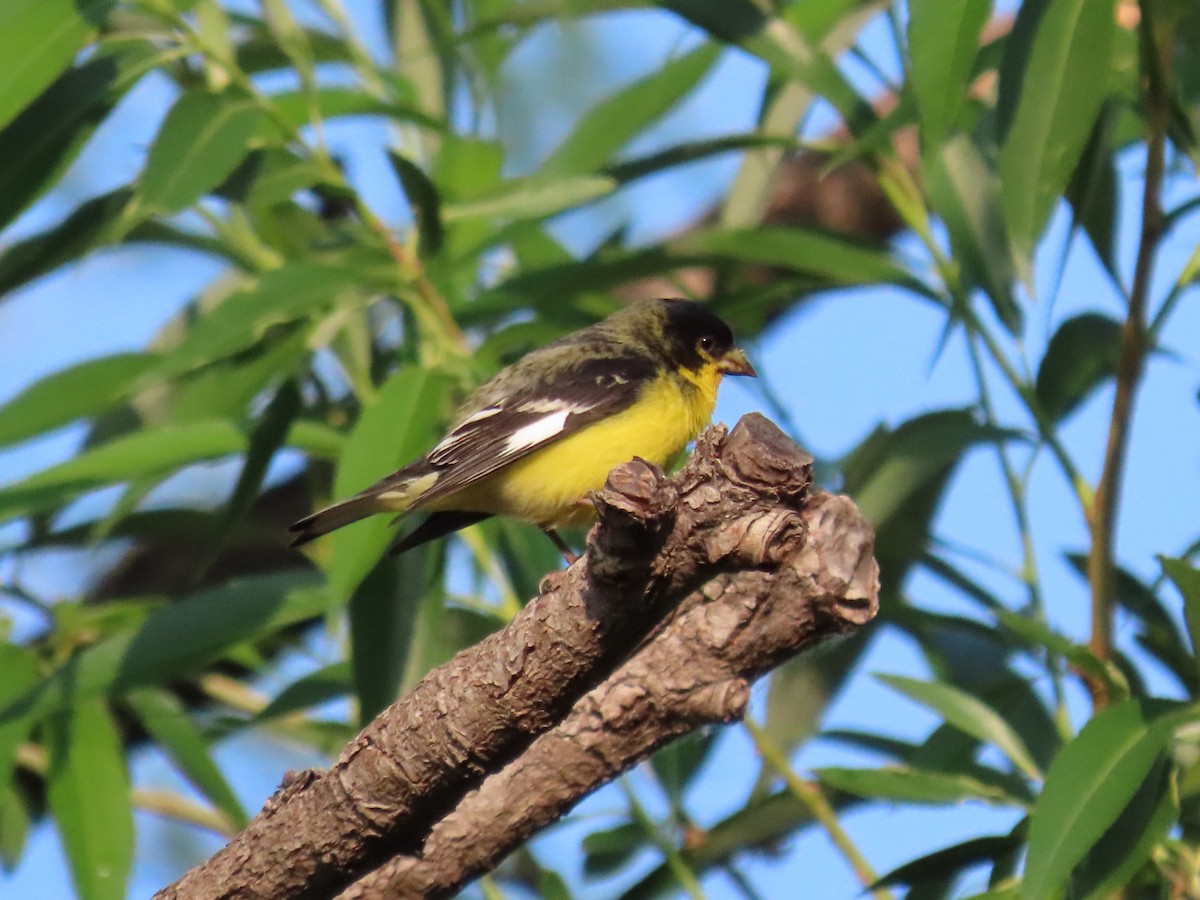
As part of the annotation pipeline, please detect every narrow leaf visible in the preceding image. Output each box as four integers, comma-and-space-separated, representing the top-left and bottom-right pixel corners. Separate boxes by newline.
0, 421, 248, 523
46, 701, 132, 900
0, 353, 160, 450
441, 174, 615, 224
327, 366, 450, 598
1163, 557, 1200, 674
907, 0, 989, 145
0, 40, 156, 229
816, 766, 1020, 806
0, 188, 132, 297
924, 135, 1021, 333
125, 689, 248, 830
256, 662, 352, 721
387, 150, 444, 256
0, 573, 324, 726
677, 226, 934, 296
1022, 700, 1190, 900
541, 43, 721, 175
872, 833, 1024, 890
140, 90, 265, 213
998, 0, 1118, 260
878, 675, 1043, 781
0, 0, 113, 132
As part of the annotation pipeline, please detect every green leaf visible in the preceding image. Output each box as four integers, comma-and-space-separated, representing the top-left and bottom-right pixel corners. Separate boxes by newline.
387, 150, 444, 256
125, 689, 248, 830
221, 379, 301, 528
0, 353, 161, 450
907, 0, 989, 146
541, 42, 721, 175
992, 608, 1130, 704
139, 90, 265, 213
256, 662, 352, 721
0, 420, 248, 523
441, 174, 616, 224
1163, 557, 1200, 674
0, 188, 132, 297
998, 0, 1118, 261
877, 675, 1043, 781
923, 135, 1020, 333
1065, 103, 1120, 282
582, 821, 643, 878
603, 133, 798, 184
0, 40, 157, 230
815, 766, 1020, 806
651, 731, 715, 808
0, 644, 39, 790
1022, 700, 1191, 900
677, 227, 934, 296
0, 573, 324, 726
348, 552, 428, 723
162, 263, 364, 374
872, 832, 1024, 890
267, 86, 445, 132
1035, 313, 1123, 422
1069, 755, 1176, 900
0, 0, 113, 132
0, 781, 30, 871
46, 700, 132, 900
327, 366, 451, 599
215, 147, 328, 207
845, 409, 1020, 531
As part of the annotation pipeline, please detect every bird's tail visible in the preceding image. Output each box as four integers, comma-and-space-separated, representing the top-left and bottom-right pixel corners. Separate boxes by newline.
287, 495, 385, 548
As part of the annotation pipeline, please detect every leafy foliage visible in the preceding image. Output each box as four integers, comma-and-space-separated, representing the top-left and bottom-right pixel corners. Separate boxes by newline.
0, 0, 1198, 897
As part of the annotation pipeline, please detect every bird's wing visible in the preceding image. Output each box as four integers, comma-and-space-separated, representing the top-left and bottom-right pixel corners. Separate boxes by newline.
372, 351, 658, 511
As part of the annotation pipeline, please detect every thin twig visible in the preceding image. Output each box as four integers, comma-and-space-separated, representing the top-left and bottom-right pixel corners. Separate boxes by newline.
1085, 3, 1171, 705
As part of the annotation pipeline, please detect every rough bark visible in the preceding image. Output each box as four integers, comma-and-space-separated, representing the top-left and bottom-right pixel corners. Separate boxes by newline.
157, 414, 878, 900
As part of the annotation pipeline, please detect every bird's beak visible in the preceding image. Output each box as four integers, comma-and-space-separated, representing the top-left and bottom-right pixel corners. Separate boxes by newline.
717, 348, 756, 377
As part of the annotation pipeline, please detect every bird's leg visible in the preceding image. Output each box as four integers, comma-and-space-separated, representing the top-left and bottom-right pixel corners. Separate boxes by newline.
542, 528, 578, 565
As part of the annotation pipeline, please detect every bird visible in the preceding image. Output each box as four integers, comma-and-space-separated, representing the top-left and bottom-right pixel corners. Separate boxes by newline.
288, 298, 756, 560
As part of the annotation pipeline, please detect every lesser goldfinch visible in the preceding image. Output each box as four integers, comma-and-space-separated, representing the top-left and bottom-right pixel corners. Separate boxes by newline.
288, 298, 755, 557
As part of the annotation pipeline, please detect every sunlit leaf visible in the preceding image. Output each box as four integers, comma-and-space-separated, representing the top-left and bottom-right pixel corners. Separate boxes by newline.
924, 135, 1020, 333
998, 0, 1118, 262
1069, 755, 1176, 899
816, 766, 1021, 806
139, 90, 265, 213
46, 700, 132, 900
442, 174, 616, 224
877, 675, 1043, 781
907, 0, 989, 146
1022, 700, 1192, 900
0, 353, 160, 451
0, 420, 248, 523
323, 366, 451, 599
0, 0, 113, 132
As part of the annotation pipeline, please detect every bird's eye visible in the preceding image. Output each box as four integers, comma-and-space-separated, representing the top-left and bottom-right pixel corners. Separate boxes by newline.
698, 335, 715, 352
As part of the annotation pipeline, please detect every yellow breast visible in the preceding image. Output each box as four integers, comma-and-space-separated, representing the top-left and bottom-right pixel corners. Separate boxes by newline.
443, 365, 721, 528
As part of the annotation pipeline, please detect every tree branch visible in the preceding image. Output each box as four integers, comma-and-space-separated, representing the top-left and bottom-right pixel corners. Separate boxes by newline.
157, 414, 878, 899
